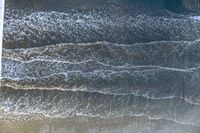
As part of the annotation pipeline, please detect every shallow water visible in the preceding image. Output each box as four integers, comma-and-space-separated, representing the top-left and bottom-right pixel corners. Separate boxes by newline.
1, 116, 200, 133
1, 0, 200, 132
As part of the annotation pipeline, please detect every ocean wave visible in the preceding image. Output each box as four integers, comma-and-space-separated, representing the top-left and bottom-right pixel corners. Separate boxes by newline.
5, 0, 200, 14
2, 0, 200, 130
2, 41, 200, 104
3, 7, 200, 48
3, 41, 200, 68
2, 64, 200, 104
0, 86, 200, 125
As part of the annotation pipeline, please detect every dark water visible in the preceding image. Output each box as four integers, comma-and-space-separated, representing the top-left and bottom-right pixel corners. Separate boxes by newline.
1, 0, 200, 133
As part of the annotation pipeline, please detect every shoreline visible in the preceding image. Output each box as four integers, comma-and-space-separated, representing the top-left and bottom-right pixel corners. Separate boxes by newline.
0, 115, 199, 133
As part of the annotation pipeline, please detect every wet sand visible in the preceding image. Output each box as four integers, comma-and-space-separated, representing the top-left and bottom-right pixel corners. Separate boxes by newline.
0, 115, 200, 133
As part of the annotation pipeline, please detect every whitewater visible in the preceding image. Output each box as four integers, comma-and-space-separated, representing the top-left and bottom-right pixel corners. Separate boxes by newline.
1, 0, 200, 133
